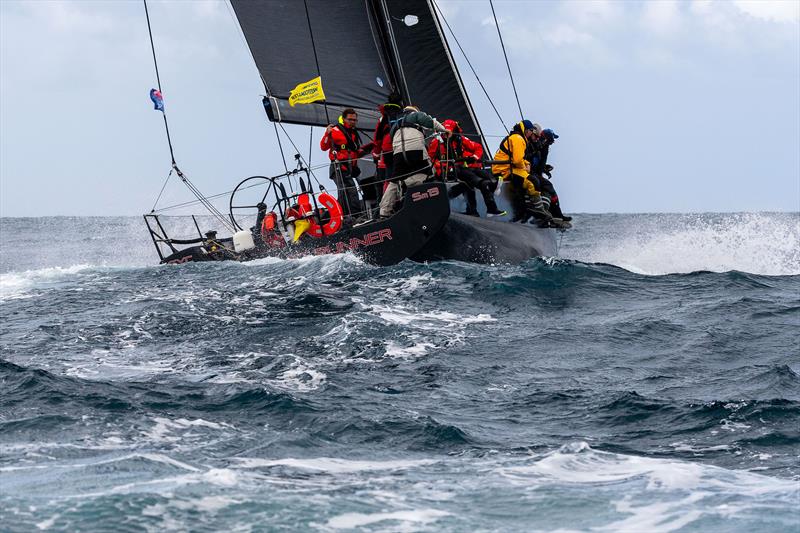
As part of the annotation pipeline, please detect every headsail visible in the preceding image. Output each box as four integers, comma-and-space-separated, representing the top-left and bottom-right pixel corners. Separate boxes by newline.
231, 0, 483, 142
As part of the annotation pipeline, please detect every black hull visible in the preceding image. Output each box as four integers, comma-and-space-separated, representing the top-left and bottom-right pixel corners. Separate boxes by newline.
410, 213, 558, 264
159, 182, 560, 267
161, 182, 451, 267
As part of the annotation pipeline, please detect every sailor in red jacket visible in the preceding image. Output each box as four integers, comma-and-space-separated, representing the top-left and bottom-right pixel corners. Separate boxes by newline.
320, 108, 374, 221
356, 92, 403, 217
428, 119, 505, 217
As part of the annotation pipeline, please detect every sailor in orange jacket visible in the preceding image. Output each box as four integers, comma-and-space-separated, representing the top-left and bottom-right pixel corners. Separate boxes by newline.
428, 119, 505, 217
320, 108, 374, 222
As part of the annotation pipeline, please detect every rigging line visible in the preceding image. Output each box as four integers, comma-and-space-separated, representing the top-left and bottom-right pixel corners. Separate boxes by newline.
155, 169, 306, 214
150, 167, 174, 213
277, 122, 323, 189
142, 0, 230, 231
270, 118, 295, 194
302, 0, 331, 125
489, 0, 523, 120
308, 126, 314, 172
272, 120, 289, 174
175, 170, 234, 231
432, 0, 506, 131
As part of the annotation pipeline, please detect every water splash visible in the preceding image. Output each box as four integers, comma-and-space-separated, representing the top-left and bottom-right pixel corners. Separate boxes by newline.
563, 212, 800, 275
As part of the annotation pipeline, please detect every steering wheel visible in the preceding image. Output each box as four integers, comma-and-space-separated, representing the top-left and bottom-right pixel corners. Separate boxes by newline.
228, 175, 274, 231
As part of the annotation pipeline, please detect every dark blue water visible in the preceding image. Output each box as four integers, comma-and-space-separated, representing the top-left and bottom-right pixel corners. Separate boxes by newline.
1, 213, 798, 532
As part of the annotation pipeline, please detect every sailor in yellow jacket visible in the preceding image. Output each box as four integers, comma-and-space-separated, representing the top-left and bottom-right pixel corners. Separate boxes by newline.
492, 120, 548, 222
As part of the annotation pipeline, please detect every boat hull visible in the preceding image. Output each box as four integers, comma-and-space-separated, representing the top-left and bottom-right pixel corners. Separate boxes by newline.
158, 182, 560, 267
410, 212, 558, 264
160, 182, 451, 267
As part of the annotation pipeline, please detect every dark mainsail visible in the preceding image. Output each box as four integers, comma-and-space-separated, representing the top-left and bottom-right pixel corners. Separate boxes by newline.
379, 0, 482, 140
230, 0, 483, 142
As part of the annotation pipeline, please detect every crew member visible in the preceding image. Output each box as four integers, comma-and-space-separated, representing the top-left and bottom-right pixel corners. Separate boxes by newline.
367, 92, 404, 216
528, 128, 571, 223
320, 108, 374, 223
492, 120, 550, 223
428, 119, 505, 217
378, 105, 449, 219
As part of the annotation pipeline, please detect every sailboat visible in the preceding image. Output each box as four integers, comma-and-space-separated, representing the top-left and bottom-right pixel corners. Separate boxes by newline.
144, 0, 560, 266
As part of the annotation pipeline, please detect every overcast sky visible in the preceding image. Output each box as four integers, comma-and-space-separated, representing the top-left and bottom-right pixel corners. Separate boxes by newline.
1, 0, 798, 216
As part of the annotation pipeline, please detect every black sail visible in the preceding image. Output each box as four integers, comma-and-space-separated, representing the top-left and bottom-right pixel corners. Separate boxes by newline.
230, 0, 482, 142
379, 0, 483, 141
231, 0, 396, 129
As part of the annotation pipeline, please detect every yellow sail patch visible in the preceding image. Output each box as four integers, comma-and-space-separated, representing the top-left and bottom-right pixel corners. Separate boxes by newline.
289, 76, 326, 107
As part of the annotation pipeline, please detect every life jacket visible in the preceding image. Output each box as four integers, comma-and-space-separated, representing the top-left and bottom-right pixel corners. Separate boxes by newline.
260, 212, 285, 248
333, 123, 360, 153
374, 103, 402, 155
391, 112, 430, 180
430, 136, 464, 178
462, 137, 484, 168
322, 120, 363, 167
493, 128, 528, 178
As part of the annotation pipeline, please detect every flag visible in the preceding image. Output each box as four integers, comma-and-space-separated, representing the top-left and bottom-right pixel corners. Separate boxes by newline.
150, 89, 164, 112
288, 76, 325, 107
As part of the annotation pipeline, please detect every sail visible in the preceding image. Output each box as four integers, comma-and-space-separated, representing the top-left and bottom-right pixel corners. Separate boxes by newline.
379, 0, 483, 141
231, 0, 396, 129
231, 0, 482, 142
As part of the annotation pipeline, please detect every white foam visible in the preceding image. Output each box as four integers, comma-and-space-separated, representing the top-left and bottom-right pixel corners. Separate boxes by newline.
35, 514, 59, 530
384, 340, 437, 359
315, 301, 496, 362
144, 417, 232, 443
565, 213, 800, 275
199, 468, 239, 486
273, 363, 327, 392
502, 441, 795, 493
233, 457, 435, 474
0, 264, 94, 300
326, 509, 451, 529
375, 306, 495, 327
600, 494, 706, 532
496, 441, 798, 531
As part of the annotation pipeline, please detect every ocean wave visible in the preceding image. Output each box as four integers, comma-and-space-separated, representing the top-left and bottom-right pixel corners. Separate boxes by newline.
0, 264, 95, 300
563, 212, 800, 276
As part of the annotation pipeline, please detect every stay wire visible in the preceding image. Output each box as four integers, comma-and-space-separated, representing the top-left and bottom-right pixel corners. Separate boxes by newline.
308, 126, 314, 170
432, 0, 506, 131
150, 167, 174, 213
489, 0, 524, 120
143, 0, 232, 232
270, 122, 288, 173
277, 122, 323, 189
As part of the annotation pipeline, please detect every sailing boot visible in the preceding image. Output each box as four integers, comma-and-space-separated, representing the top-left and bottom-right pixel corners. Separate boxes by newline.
548, 195, 572, 222
481, 181, 506, 217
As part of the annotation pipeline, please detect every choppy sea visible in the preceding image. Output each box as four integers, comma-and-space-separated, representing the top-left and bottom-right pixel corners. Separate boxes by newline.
1, 212, 798, 532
